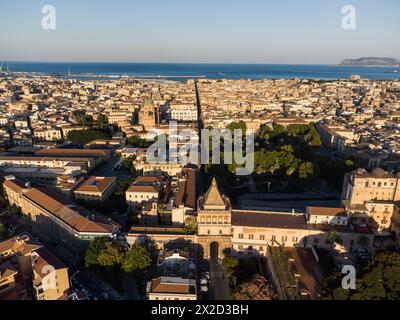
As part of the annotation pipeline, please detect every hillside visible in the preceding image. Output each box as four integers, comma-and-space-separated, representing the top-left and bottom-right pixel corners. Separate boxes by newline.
339, 57, 400, 67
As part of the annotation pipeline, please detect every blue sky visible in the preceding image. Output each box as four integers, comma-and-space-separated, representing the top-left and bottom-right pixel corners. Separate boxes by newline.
0, 0, 399, 64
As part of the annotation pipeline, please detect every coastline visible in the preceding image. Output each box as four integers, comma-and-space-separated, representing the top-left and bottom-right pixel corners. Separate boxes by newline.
1, 62, 399, 81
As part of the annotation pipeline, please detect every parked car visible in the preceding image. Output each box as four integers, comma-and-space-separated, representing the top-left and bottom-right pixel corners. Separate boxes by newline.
200, 285, 208, 292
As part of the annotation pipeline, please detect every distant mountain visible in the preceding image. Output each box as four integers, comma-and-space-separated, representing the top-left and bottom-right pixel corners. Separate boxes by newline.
339, 57, 400, 67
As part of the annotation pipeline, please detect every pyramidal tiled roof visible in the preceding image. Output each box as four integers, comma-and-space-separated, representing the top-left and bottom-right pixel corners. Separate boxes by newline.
203, 178, 225, 207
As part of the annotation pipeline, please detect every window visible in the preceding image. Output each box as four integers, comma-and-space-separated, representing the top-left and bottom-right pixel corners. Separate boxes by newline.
313, 238, 320, 244
292, 236, 298, 243
249, 234, 254, 240
238, 233, 243, 239
260, 235, 265, 240
271, 235, 276, 242
282, 236, 287, 242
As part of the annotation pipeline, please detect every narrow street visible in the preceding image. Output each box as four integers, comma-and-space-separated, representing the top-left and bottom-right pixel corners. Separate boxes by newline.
209, 244, 230, 300
209, 259, 230, 300
122, 274, 138, 300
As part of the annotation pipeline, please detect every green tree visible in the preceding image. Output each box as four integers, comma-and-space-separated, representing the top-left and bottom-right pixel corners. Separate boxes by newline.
298, 161, 314, 179
67, 129, 111, 144
236, 257, 259, 282
307, 126, 322, 146
114, 177, 133, 197
0, 223, 7, 238
287, 124, 309, 136
96, 114, 109, 129
227, 121, 247, 135
222, 255, 239, 275
320, 272, 351, 300
357, 235, 370, 249
269, 124, 285, 138
76, 114, 93, 126
8, 205, 21, 216
121, 158, 134, 174
183, 217, 198, 235
84, 237, 108, 268
259, 124, 272, 140
127, 136, 154, 148
122, 244, 152, 274
97, 241, 124, 268
326, 230, 343, 251
321, 251, 400, 300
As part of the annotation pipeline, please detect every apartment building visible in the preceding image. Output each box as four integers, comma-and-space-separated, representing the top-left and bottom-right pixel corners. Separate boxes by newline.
146, 277, 197, 300
56, 175, 85, 198
3, 177, 119, 262
60, 125, 87, 138
306, 207, 349, 226
390, 205, 400, 246
126, 176, 164, 209
172, 168, 197, 225
108, 110, 133, 125
31, 246, 70, 300
342, 168, 400, 231
34, 128, 63, 142
74, 176, 117, 202
35, 148, 111, 166
137, 161, 185, 177
0, 261, 32, 300
0, 155, 93, 172
169, 102, 198, 122
0, 233, 70, 300
317, 124, 355, 152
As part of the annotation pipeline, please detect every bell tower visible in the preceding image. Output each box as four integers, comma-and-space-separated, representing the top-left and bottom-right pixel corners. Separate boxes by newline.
139, 97, 157, 131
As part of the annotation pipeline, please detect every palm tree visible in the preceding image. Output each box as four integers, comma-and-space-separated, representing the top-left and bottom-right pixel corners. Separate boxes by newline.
356, 235, 370, 249
326, 230, 343, 251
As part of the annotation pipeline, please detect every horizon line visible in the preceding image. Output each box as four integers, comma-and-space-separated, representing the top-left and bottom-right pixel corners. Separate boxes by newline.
2, 60, 340, 66
2, 57, 399, 66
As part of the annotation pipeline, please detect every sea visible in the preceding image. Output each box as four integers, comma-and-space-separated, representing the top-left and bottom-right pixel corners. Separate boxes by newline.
2, 62, 400, 81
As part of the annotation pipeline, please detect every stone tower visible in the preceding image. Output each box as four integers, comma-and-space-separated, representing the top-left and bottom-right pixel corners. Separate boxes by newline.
197, 178, 232, 259
139, 97, 157, 131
